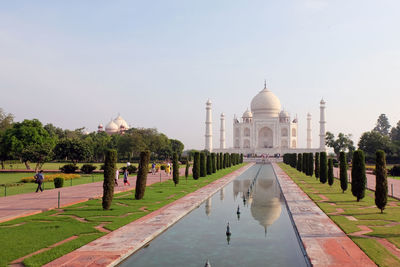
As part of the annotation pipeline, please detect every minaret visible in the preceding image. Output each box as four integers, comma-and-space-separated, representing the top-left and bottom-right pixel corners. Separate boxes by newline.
319, 99, 326, 150
307, 113, 312, 149
205, 99, 213, 152
220, 113, 226, 149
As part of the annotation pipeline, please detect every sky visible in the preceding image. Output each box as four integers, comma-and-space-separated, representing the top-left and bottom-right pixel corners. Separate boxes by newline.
1, 0, 400, 150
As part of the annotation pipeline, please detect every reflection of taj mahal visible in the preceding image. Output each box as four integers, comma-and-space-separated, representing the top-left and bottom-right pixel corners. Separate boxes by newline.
207, 81, 326, 155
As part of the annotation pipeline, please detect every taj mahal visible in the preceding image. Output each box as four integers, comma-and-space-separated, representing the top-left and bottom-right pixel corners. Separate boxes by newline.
206, 82, 326, 155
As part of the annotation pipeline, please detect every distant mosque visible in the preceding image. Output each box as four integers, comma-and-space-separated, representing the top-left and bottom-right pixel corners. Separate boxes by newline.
207, 81, 327, 155
97, 114, 130, 135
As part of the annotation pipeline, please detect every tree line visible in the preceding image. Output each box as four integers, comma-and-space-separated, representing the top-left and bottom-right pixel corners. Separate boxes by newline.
0, 108, 184, 170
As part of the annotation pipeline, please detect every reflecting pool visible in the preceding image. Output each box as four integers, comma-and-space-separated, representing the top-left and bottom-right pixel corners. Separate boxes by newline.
120, 164, 308, 267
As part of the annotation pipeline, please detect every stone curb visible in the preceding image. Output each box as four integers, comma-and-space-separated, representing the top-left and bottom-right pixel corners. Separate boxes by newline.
44, 163, 254, 267
272, 163, 376, 267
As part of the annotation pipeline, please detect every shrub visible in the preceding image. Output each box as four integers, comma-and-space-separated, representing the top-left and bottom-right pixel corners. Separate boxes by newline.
20, 173, 80, 183
339, 152, 348, 193
297, 154, 302, 172
351, 150, 366, 202
60, 164, 79, 173
80, 164, 97, 174
54, 177, 64, 188
193, 152, 200, 180
240, 154, 244, 163
315, 152, 320, 179
320, 152, 327, 184
127, 165, 137, 174
328, 158, 334, 186
206, 155, 212, 175
211, 153, 216, 173
185, 160, 190, 179
200, 152, 206, 177
389, 165, 400, 176
102, 149, 117, 210
135, 151, 150, 200
375, 150, 387, 213
160, 164, 166, 171
173, 153, 179, 186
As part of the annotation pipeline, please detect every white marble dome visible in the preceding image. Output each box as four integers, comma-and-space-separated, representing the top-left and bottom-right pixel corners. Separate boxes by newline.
113, 115, 129, 129
279, 110, 289, 118
242, 109, 253, 118
250, 85, 281, 118
105, 120, 119, 134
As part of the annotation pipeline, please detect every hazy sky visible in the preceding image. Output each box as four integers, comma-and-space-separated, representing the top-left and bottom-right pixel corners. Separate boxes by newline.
1, 0, 400, 150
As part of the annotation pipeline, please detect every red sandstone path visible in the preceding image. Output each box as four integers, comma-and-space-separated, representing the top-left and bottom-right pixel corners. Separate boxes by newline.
0, 168, 189, 223
333, 167, 400, 199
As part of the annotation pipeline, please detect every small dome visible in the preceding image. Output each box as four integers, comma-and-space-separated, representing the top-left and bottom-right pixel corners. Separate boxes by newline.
320, 98, 326, 105
98, 124, 103, 128
279, 110, 289, 118
113, 115, 129, 129
242, 109, 253, 118
105, 120, 119, 134
250, 85, 281, 118
206, 99, 212, 105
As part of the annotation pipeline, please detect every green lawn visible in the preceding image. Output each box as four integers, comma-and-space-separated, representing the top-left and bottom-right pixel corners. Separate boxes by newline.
0, 172, 105, 197
279, 163, 400, 267
0, 164, 245, 267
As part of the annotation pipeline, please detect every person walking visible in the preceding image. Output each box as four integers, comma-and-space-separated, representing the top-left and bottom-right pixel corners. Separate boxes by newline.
35, 170, 44, 193
151, 162, 156, 175
123, 169, 130, 186
115, 169, 119, 186
166, 163, 171, 176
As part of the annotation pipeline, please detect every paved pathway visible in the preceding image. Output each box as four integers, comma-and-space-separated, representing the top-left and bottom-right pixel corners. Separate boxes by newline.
333, 167, 400, 199
44, 164, 254, 267
0, 168, 188, 223
273, 163, 376, 267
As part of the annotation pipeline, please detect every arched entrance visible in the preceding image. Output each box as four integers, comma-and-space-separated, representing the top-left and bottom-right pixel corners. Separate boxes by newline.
258, 127, 273, 148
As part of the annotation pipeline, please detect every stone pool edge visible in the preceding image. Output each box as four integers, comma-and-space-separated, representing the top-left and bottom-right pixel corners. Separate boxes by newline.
272, 163, 376, 267
44, 163, 254, 267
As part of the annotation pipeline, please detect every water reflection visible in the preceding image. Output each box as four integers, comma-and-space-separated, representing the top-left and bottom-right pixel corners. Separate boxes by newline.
205, 198, 212, 216
233, 170, 282, 235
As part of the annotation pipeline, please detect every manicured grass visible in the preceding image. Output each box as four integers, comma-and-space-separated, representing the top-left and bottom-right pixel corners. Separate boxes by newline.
279, 163, 400, 267
0, 173, 105, 197
0, 164, 245, 267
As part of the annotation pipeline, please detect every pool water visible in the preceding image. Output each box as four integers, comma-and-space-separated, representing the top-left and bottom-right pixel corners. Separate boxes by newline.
120, 164, 309, 267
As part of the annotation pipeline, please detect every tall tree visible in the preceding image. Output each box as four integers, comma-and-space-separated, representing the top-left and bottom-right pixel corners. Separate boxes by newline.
135, 151, 150, 200
328, 158, 334, 186
297, 154, 302, 172
325, 132, 355, 159
351, 150, 366, 202
2, 119, 56, 169
320, 152, 327, 184
0, 108, 14, 131
53, 138, 92, 164
315, 152, 320, 179
375, 150, 388, 213
358, 131, 392, 160
373, 114, 391, 136
200, 152, 206, 177
102, 149, 117, 210
339, 152, 348, 193
172, 153, 179, 186
193, 152, 200, 180
390, 120, 400, 142
170, 139, 184, 157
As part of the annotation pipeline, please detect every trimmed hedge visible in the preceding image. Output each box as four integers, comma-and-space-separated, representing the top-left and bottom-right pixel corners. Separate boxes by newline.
135, 151, 151, 200
328, 158, 334, 186
339, 152, 348, 193
54, 177, 64, 188
102, 149, 117, 210
193, 152, 200, 180
319, 152, 327, 184
60, 164, 79, 174
80, 164, 97, 174
375, 150, 387, 213
173, 153, 179, 186
351, 150, 366, 202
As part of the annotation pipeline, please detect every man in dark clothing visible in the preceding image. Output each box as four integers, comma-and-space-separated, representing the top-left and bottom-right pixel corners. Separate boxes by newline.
35, 170, 44, 192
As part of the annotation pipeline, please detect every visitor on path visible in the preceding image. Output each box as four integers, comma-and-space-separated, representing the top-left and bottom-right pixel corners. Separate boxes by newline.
35, 170, 44, 193
123, 169, 130, 186
115, 169, 119, 186
151, 162, 156, 175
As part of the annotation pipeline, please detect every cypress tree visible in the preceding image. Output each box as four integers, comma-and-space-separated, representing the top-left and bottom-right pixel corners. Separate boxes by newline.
328, 158, 334, 186
200, 152, 206, 177
219, 153, 223, 169
351, 150, 366, 202
135, 150, 150, 200
216, 153, 220, 171
320, 152, 327, 184
193, 152, 200, 180
185, 160, 190, 180
291, 153, 297, 168
297, 154, 302, 172
102, 149, 117, 210
302, 153, 307, 173
315, 152, 320, 179
240, 153, 244, 163
211, 153, 216, 173
339, 152, 348, 193
375, 150, 387, 213
206, 154, 212, 175
173, 153, 179, 186
309, 153, 314, 177
224, 153, 228, 168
